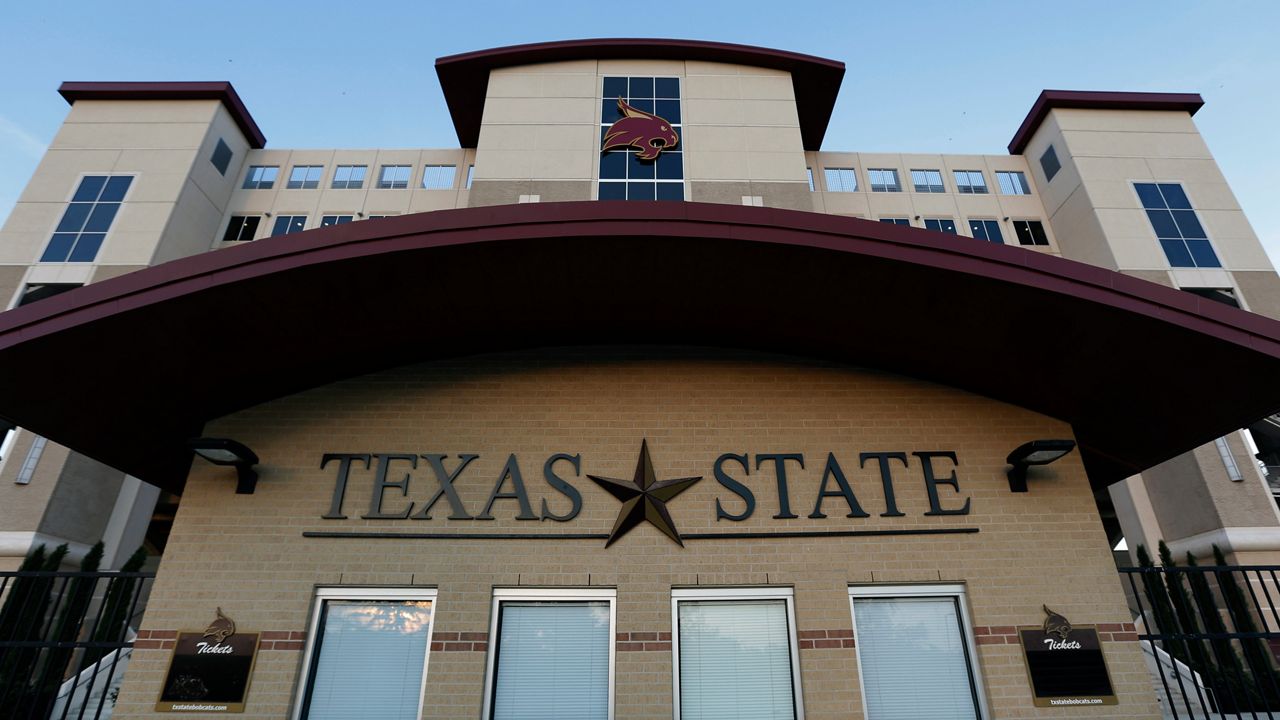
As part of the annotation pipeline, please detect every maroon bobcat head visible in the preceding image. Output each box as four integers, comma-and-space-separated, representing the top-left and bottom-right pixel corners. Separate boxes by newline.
602, 98, 679, 161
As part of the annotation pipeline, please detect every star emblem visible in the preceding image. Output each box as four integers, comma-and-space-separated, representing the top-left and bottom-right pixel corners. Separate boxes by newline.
588, 439, 702, 547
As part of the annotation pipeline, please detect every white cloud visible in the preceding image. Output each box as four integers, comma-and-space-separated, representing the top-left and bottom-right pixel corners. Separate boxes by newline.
0, 114, 46, 158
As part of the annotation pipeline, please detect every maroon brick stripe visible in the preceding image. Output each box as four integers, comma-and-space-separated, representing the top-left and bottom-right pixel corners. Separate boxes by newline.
133, 629, 305, 651
797, 629, 855, 650
973, 623, 1138, 645
617, 631, 672, 651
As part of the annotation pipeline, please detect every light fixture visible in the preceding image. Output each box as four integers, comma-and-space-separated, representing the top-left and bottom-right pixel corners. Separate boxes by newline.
357, 211, 364, 217
1003, 216, 1010, 222
1006, 439, 1076, 492
264, 211, 272, 217
914, 215, 921, 220
188, 437, 260, 494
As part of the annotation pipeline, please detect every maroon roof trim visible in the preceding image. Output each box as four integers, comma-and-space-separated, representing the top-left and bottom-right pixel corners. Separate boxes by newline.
1008, 90, 1204, 155
435, 38, 845, 151
1, 201, 1279, 493
58, 81, 267, 149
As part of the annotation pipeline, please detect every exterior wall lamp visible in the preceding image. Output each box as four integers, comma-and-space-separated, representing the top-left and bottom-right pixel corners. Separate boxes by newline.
1006, 439, 1076, 492
188, 437, 260, 494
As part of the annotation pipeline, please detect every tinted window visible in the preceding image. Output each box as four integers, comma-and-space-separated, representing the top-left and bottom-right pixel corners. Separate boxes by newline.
222, 216, 260, 242
243, 165, 278, 190
41, 175, 132, 262
1012, 220, 1050, 246
969, 219, 1004, 243
1039, 146, 1060, 182
924, 218, 957, 234
210, 139, 233, 175
1135, 182, 1220, 268
599, 76, 682, 201
911, 169, 945, 193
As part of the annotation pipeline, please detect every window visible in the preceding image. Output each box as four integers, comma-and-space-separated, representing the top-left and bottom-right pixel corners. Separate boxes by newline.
17, 283, 82, 306
924, 218, 957, 234
879, 218, 911, 226
1040, 146, 1060, 182
222, 216, 260, 242
953, 170, 988, 194
868, 169, 901, 193
242, 165, 278, 189
422, 165, 457, 190
377, 165, 412, 189
331, 165, 367, 189
823, 167, 858, 192
367, 215, 393, 220
320, 215, 353, 227
294, 587, 435, 720
210, 139, 233, 176
806, 167, 814, 192
483, 588, 615, 720
968, 219, 1004, 243
1012, 220, 1049, 246
673, 587, 802, 720
42, 175, 132, 262
996, 170, 1031, 195
911, 169, 945, 193
599, 76, 683, 201
270, 216, 307, 236
1136, 182, 1220, 268
465, 164, 475, 189
15, 436, 45, 485
849, 585, 985, 720
287, 165, 324, 190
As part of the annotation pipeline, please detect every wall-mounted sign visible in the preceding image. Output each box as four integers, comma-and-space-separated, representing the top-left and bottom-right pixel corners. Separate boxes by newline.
1019, 606, 1116, 707
156, 608, 259, 713
313, 440, 977, 548
601, 98, 679, 160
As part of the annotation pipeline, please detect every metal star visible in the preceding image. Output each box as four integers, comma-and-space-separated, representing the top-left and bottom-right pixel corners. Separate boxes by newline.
588, 439, 702, 547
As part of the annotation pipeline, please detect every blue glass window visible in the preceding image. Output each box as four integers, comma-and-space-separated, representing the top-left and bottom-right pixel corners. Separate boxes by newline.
271, 215, 307, 236
969, 219, 1004, 243
599, 76, 682, 201
377, 165, 412, 189
242, 165, 278, 189
911, 169, 945, 193
1013, 220, 1050, 246
287, 165, 324, 189
1135, 182, 1219, 268
868, 169, 901, 192
332, 165, 367, 189
879, 218, 911, 226
996, 171, 1031, 195
924, 218, 957, 235
823, 168, 858, 192
953, 170, 988, 194
210, 139, 233, 176
41, 175, 132, 262
1040, 146, 1061, 182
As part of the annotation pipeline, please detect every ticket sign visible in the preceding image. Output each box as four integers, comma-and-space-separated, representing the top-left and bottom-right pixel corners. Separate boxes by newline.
156, 609, 259, 713
1019, 618, 1117, 708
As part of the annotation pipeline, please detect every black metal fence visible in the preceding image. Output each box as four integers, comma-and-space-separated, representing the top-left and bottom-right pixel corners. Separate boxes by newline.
0, 569, 155, 720
1122, 564, 1280, 718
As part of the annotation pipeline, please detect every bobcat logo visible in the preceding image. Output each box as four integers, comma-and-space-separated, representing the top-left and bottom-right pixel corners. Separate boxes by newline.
1042, 605, 1073, 641
202, 607, 236, 645
601, 98, 679, 161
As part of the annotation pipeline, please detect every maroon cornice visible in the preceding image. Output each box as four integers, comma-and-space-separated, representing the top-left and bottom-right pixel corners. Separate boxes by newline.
435, 39, 845, 151
1, 201, 1279, 493
58, 81, 266, 149
1008, 90, 1204, 155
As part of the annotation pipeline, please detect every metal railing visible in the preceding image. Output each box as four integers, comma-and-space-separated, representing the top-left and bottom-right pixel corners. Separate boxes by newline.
1122, 564, 1280, 719
0, 569, 155, 720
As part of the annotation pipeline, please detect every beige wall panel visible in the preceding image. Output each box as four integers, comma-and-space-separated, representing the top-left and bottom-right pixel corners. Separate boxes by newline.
866, 194, 913, 217
910, 194, 962, 217
0, 206, 62, 265
1072, 155, 1152, 183
1045, 180, 1118, 269
595, 59, 683, 75
37, 453, 125, 546
1094, 208, 1158, 242
683, 98, 745, 126
483, 97, 598, 125
1235, 271, 1280, 320
0, 266, 25, 307
407, 192, 467, 214
818, 192, 870, 217
746, 152, 806, 182
534, 124, 597, 150
1181, 181, 1242, 211
735, 99, 801, 127
685, 151, 749, 181
0, 439, 70, 533
1144, 157, 1228, 185
113, 351, 1156, 719
187, 106, 253, 212
683, 75, 742, 100
472, 150, 535, 181
741, 125, 804, 153
985, 155, 1034, 173
738, 74, 794, 100
64, 99, 219, 125
953, 195, 1001, 217
1105, 233, 1167, 271
525, 150, 595, 180
994, 195, 1049, 220
16, 149, 122, 203
467, 180, 531, 208
1169, 267, 1234, 289
477, 124, 541, 152
1123, 269, 1173, 287
1061, 129, 1212, 160
679, 125, 744, 152
146, 184, 227, 264
1052, 108, 1199, 134
1078, 179, 1144, 210
90, 264, 147, 283
51, 122, 210, 151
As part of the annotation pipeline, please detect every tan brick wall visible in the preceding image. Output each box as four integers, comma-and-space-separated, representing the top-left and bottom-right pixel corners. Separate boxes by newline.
114, 349, 1157, 719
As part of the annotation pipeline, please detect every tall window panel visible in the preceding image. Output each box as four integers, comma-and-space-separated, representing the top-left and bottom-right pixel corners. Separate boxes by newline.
378, 165, 412, 189
271, 215, 307, 236
422, 164, 457, 190
995, 170, 1031, 195
242, 165, 278, 189
924, 218, 957, 235
598, 76, 683, 201
823, 167, 858, 192
1135, 182, 1220, 268
288, 165, 324, 189
911, 169, 946, 193
953, 170, 988, 194
295, 588, 436, 720
673, 588, 803, 720
850, 585, 985, 720
42, 175, 132, 262
868, 169, 901, 192
1012, 220, 1050, 247
968, 219, 1004, 243
485, 589, 615, 720
331, 165, 366, 189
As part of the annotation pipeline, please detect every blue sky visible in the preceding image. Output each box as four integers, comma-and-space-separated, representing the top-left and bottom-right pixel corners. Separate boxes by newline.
1, 1, 1277, 264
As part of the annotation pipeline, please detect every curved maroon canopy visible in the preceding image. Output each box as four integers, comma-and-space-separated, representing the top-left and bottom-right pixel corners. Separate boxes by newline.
435, 38, 845, 151
2, 201, 1279, 493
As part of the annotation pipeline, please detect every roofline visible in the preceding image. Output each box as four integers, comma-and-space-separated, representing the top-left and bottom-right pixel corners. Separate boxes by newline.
58, 81, 267, 149
435, 38, 845, 151
1007, 90, 1204, 155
